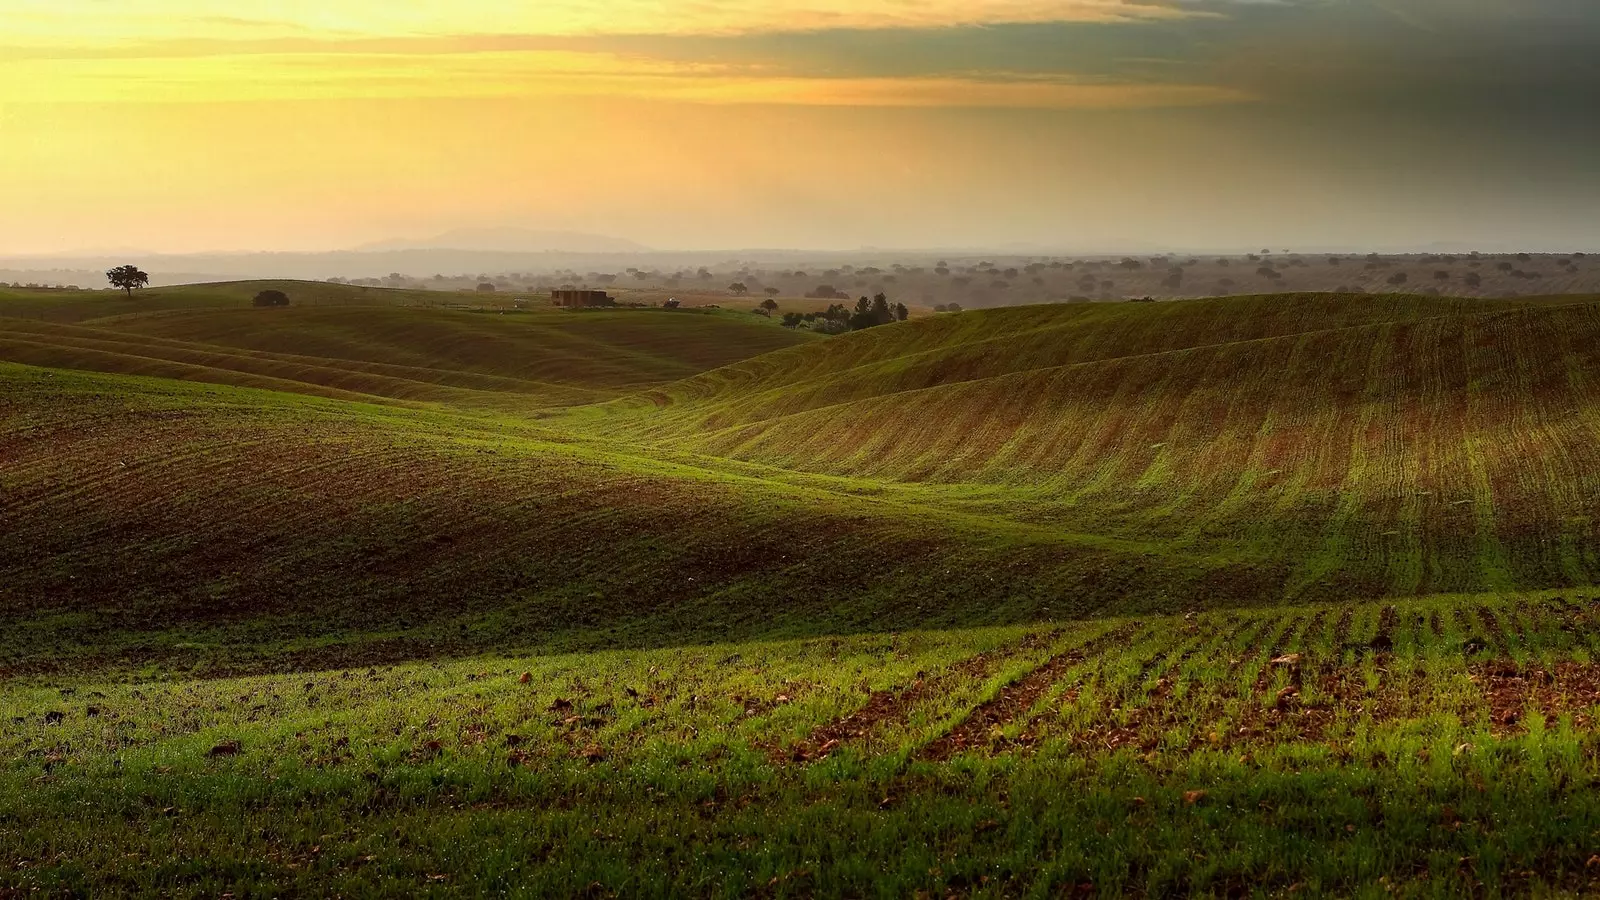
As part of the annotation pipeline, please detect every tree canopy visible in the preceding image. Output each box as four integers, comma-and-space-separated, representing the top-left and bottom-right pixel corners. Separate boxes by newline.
105, 265, 149, 297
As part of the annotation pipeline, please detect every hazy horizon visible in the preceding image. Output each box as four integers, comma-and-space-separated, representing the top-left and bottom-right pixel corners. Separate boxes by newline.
4, 1, 1598, 256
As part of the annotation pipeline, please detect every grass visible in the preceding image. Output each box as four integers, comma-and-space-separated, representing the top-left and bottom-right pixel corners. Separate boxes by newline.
7, 285, 1600, 895
12, 595, 1600, 896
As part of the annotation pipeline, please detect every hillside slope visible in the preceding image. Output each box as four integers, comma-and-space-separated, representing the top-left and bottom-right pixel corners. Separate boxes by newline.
0, 295, 817, 408
0, 280, 445, 324
578, 295, 1600, 601
0, 363, 1281, 675
8, 291, 1600, 674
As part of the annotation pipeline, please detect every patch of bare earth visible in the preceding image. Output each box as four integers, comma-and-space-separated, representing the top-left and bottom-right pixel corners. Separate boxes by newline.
1473, 659, 1600, 735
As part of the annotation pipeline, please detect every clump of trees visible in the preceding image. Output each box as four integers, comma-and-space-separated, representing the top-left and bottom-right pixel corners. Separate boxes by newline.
252, 289, 290, 308
106, 265, 149, 297
781, 292, 910, 334
844, 293, 907, 331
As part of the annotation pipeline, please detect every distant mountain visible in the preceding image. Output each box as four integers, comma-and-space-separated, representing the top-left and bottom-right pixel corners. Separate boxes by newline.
357, 228, 649, 254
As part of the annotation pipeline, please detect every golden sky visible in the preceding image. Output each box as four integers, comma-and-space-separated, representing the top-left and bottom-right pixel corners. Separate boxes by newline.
1, 0, 1596, 254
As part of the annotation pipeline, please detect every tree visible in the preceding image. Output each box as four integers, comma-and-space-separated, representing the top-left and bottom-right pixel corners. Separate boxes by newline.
764, 287, 780, 298
780, 312, 804, 328
729, 282, 749, 296
106, 265, 149, 297
893, 302, 909, 322
1463, 272, 1483, 288
1387, 272, 1409, 286
476, 282, 496, 293
252, 289, 290, 308
945, 301, 962, 313
760, 297, 778, 312
870, 292, 891, 324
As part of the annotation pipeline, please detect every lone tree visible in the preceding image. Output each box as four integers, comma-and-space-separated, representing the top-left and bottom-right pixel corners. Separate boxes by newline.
106, 265, 149, 298
728, 282, 749, 296
760, 297, 778, 312
252, 289, 290, 308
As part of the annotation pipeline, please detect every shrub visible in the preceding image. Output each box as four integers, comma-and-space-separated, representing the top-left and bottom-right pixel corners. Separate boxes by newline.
252, 290, 290, 308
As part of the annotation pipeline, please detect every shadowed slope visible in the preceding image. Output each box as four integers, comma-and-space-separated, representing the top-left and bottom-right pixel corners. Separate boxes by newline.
0, 363, 1278, 675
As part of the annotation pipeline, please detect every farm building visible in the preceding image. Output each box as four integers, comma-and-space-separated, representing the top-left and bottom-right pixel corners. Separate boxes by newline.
551, 289, 614, 308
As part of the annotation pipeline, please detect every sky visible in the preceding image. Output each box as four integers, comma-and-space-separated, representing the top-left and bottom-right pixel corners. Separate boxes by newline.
1, 0, 1597, 255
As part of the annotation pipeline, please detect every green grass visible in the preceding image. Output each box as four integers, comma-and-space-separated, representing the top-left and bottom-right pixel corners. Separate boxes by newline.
11, 595, 1600, 897
8, 286, 1600, 895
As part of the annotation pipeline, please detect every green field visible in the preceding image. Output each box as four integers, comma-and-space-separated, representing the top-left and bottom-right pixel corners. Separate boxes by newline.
7, 283, 1600, 896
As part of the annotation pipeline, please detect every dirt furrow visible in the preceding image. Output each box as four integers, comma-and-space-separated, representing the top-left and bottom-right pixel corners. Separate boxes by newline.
917, 621, 1144, 761
785, 627, 1063, 763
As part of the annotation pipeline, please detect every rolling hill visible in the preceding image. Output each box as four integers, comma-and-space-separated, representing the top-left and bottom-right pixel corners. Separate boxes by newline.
12, 285, 1600, 895
0, 283, 817, 408
4, 287, 1600, 673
